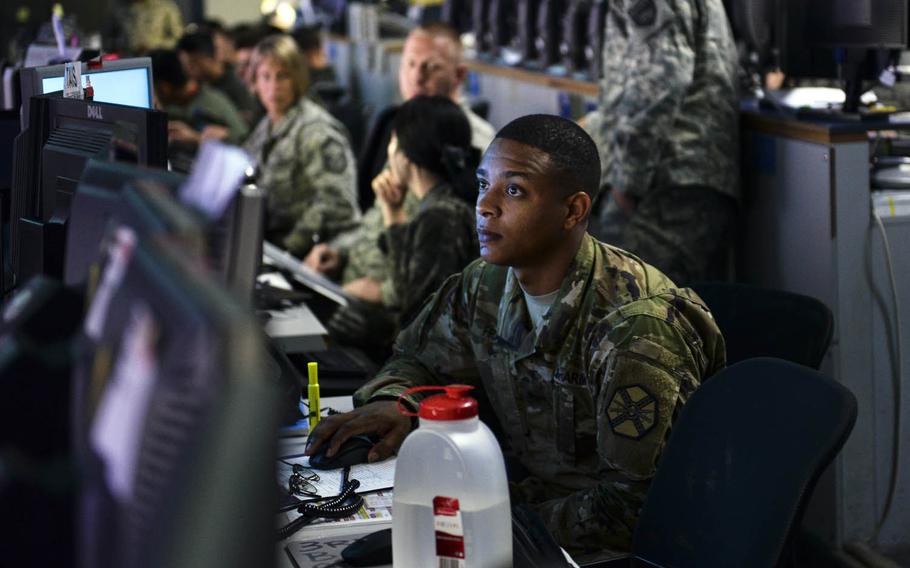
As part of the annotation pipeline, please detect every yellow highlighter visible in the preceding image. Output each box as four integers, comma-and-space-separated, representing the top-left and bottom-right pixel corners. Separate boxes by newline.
307, 362, 321, 428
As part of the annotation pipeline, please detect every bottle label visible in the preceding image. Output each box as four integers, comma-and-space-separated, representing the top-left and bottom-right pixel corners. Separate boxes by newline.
433, 496, 465, 568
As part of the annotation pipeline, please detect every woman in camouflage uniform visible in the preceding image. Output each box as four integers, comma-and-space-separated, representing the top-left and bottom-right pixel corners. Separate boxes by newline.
344, 95, 479, 325
244, 35, 360, 257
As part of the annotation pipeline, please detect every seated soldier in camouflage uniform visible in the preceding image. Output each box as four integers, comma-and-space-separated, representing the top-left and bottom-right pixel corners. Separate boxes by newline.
367, 95, 479, 325
243, 35, 360, 258
306, 114, 726, 560
149, 49, 249, 172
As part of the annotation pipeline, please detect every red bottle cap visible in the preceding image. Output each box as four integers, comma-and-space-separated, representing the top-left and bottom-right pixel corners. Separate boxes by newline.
397, 384, 478, 421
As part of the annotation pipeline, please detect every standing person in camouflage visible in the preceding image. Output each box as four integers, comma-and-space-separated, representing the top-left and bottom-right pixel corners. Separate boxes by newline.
118, 0, 184, 53
585, 0, 739, 285
243, 35, 360, 258
346, 95, 479, 325
306, 115, 726, 560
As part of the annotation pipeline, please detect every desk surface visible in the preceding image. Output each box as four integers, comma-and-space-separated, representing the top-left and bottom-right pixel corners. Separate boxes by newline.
264, 303, 328, 353
741, 108, 910, 144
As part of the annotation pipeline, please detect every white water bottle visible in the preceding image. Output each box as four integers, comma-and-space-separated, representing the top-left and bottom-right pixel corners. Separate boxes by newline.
392, 385, 512, 568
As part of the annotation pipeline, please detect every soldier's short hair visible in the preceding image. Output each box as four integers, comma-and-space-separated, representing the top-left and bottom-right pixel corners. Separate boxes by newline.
495, 114, 601, 198
176, 30, 216, 58
250, 34, 310, 101
148, 48, 188, 88
411, 22, 463, 61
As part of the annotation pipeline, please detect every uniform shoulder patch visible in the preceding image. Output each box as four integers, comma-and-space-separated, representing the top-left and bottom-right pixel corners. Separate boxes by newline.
607, 384, 658, 440
629, 0, 657, 27
320, 138, 348, 174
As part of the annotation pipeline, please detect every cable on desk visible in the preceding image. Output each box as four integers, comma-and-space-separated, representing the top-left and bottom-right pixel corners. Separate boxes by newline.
277, 479, 363, 540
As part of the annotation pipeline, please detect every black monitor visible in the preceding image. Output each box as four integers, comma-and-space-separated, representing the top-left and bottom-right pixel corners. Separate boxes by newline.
74, 236, 279, 568
487, 0, 517, 58
8, 93, 166, 289
472, 0, 492, 53
442, 0, 473, 34
536, 0, 566, 67
18, 57, 154, 130
0, 275, 85, 568
64, 159, 186, 288
515, 0, 541, 63
0, 110, 19, 294
561, 0, 592, 75
205, 183, 265, 303
732, 0, 907, 111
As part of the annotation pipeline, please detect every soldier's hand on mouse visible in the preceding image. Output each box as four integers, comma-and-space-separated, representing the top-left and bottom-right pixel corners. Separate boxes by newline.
305, 401, 413, 463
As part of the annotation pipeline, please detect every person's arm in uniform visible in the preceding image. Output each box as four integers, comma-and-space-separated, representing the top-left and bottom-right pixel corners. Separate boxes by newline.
353, 268, 481, 408
599, 0, 696, 199
513, 306, 722, 554
283, 121, 360, 256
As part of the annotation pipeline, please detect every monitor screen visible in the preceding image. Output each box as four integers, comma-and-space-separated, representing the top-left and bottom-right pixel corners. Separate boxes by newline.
75, 234, 278, 568
810, 0, 908, 49
41, 67, 152, 109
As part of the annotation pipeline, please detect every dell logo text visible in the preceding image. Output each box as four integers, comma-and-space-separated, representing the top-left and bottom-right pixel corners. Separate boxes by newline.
87, 105, 104, 120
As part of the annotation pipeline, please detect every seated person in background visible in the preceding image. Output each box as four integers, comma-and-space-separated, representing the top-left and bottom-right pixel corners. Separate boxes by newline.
202, 19, 237, 68
347, 95, 479, 325
177, 29, 259, 126
148, 49, 249, 171
244, 34, 360, 258
291, 25, 338, 89
306, 114, 726, 561
304, 23, 494, 311
358, 22, 496, 208
231, 23, 271, 125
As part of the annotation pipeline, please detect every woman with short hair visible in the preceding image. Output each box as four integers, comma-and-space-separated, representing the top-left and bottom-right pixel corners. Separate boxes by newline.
244, 34, 360, 257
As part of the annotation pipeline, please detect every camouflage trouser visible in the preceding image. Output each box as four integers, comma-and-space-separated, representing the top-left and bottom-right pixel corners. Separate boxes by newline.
590, 186, 737, 286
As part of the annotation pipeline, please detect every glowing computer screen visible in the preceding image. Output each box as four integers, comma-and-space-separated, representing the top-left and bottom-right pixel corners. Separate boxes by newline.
41, 67, 151, 109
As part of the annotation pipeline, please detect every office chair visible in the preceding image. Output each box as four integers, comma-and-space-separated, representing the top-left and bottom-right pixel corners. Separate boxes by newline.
691, 282, 834, 369
592, 357, 857, 568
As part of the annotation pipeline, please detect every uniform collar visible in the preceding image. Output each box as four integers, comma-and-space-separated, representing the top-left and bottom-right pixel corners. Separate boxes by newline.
495, 234, 596, 358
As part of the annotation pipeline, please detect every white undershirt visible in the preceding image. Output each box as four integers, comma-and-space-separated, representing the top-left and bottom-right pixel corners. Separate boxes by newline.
522, 287, 560, 335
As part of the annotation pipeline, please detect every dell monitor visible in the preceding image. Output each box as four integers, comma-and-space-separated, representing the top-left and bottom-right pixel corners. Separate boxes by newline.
8, 93, 166, 289
18, 57, 154, 129
74, 235, 279, 568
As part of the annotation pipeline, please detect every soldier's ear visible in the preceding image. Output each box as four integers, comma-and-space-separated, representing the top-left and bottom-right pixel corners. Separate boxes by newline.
564, 191, 591, 230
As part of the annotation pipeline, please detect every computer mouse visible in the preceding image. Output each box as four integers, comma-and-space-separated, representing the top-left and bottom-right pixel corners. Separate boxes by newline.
341, 528, 392, 567
308, 434, 374, 470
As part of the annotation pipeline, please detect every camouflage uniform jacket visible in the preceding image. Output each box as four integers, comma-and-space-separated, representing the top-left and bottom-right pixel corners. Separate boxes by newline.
123, 0, 184, 52
244, 97, 360, 257
354, 234, 726, 557
378, 183, 478, 323
596, 0, 739, 201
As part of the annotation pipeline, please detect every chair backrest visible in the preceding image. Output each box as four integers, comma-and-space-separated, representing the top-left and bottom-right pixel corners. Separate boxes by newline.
632, 357, 857, 568
691, 282, 834, 369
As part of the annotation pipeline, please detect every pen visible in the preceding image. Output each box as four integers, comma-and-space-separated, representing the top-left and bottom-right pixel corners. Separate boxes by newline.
308, 362, 320, 428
